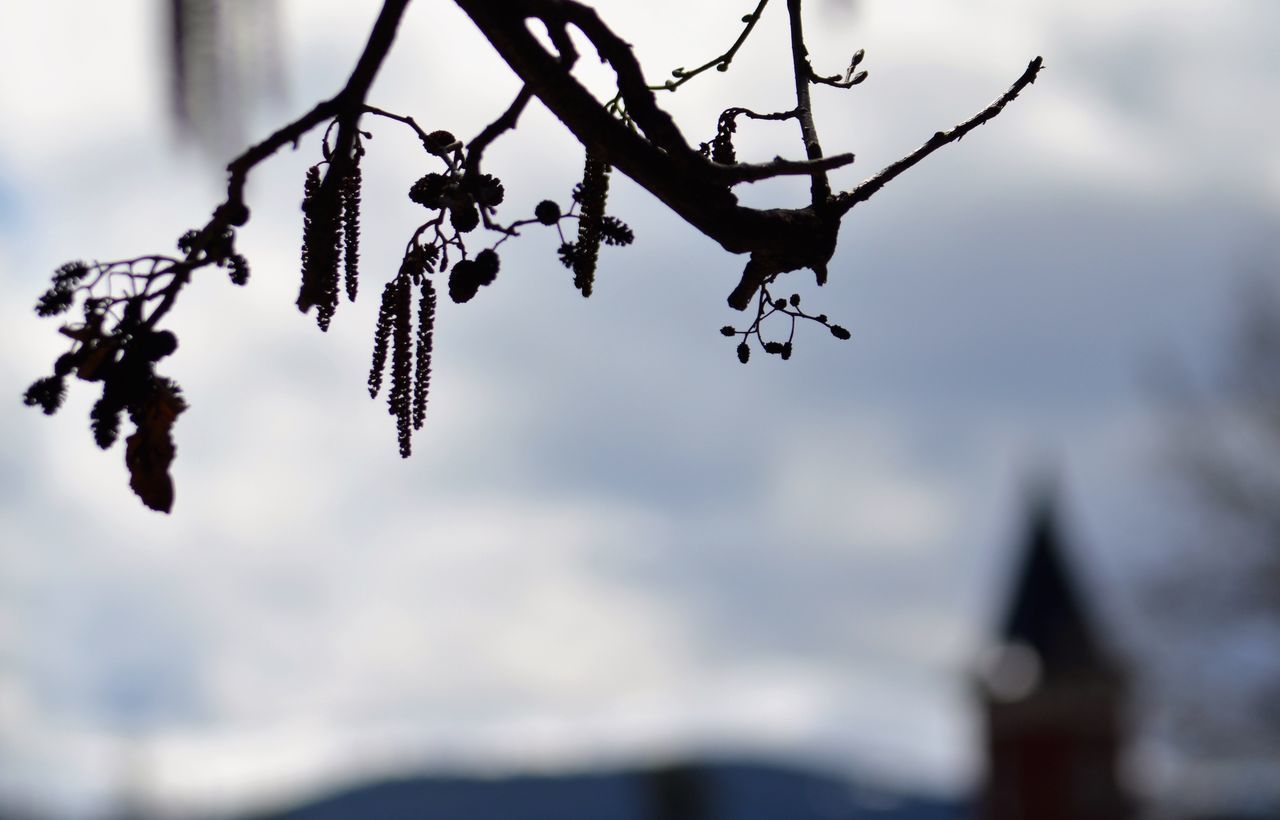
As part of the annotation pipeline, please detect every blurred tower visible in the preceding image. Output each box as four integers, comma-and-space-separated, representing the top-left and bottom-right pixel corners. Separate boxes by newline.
977, 493, 1133, 820
646, 763, 710, 820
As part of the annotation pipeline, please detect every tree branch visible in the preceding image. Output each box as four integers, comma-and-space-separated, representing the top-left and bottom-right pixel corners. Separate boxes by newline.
148, 0, 414, 330
717, 152, 854, 185
834, 56, 1044, 214
785, 0, 830, 206
465, 85, 535, 179
658, 0, 771, 91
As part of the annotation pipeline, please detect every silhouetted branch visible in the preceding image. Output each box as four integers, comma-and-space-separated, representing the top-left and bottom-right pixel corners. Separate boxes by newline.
785, 0, 830, 205
835, 56, 1044, 214
658, 0, 772, 91
465, 86, 535, 179
28, 0, 1043, 511
717, 152, 855, 184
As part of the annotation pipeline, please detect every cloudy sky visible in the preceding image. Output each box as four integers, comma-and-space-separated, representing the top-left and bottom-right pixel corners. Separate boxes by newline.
2, 0, 1278, 816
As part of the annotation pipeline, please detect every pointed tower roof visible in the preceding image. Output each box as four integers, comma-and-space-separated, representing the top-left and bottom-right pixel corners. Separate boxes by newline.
999, 493, 1112, 682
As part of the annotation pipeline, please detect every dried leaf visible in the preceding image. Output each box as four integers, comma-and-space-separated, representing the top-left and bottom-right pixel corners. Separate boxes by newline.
124, 379, 187, 513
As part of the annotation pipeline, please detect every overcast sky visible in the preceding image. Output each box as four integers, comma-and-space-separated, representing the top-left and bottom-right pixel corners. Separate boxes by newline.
2, 0, 1278, 817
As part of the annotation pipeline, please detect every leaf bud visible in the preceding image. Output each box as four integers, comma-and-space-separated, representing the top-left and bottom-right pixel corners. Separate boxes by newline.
448, 260, 481, 304
534, 200, 561, 225
450, 204, 480, 233
425, 130, 458, 156
474, 249, 500, 286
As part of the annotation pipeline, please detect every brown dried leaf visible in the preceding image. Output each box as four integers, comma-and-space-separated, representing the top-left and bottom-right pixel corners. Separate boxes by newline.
124, 380, 187, 513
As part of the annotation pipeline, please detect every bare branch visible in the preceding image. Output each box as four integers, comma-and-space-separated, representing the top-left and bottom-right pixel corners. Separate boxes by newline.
834, 56, 1044, 214
717, 152, 854, 185
465, 86, 535, 178
658, 0, 772, 91
785, 0, 830, 206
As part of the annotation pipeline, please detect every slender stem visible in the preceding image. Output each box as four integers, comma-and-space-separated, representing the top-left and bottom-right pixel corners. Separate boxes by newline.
465, 85, 535, 178
659, 0, 771, 91
785, 0, 829, 205
364, 105, 435, 152
835, 56, 1044, 215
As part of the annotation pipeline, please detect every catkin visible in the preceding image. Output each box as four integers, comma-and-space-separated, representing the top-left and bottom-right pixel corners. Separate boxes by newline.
341, 160, 362, 302
412, 279, 435, 431
368, 280, 397, 399
573, 151, 610, 297
388, 274, 413, 457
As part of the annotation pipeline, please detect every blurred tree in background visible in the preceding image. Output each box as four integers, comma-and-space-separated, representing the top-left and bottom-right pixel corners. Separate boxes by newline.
167, 0, 285, 155
1151, 274, 1280, 772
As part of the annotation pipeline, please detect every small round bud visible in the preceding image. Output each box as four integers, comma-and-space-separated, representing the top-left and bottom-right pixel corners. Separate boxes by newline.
409, 174, 448, 209
425, 130, 458, 156
789, 294, 801, 307
450, 204, 479, 233
534, 200, 562, 225
474, 249, 500, 286
448, 260, 481, 304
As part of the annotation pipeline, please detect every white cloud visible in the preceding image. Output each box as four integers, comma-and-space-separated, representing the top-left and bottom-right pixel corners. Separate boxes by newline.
3, 0, 1279, 816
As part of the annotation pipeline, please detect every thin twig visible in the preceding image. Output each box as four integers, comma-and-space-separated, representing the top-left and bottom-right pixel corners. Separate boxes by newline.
465, 85, 535, 178
785, 0, 829, 206
363, 105, 435, 152
658, 0, 771, 91
835, 57, 1044, 214
718, 152, 854, 185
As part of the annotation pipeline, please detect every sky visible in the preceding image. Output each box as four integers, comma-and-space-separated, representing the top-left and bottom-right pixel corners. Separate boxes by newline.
2, 0, 1279, 817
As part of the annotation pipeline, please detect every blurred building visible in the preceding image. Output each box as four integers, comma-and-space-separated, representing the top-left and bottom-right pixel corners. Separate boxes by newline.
977, 495, 1133, 820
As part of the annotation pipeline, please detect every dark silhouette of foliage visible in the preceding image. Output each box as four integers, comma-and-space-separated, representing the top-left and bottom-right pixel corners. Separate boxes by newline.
25, 0, 1041, 511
